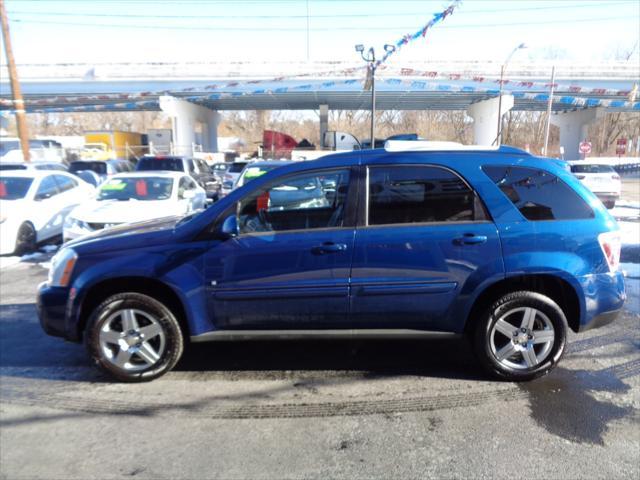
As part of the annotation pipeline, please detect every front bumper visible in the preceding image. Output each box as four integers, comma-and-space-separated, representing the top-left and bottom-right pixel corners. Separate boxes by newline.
37, 281, 78, 341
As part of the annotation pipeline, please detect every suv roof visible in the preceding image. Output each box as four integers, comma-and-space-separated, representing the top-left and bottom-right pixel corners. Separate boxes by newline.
384, 140, 530, 155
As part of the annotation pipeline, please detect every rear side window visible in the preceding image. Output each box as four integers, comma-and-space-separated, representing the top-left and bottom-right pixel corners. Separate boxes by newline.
483, 166, 593, 221
367, 166, 486, 225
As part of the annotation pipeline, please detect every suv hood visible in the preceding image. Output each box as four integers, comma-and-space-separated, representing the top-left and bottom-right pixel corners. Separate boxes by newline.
67, 215, 187, 254
71, 199, 183, 224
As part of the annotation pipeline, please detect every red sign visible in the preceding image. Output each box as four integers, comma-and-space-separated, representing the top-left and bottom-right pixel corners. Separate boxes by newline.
579, 141, 592, 155
616, 138, 627, 156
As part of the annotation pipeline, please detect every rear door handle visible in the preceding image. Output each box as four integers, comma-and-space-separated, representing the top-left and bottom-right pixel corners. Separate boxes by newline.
454, 234, 488, 245
311, 242, 347, 254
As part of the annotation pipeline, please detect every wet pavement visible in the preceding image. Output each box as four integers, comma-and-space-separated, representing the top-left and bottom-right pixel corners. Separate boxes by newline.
1, 257, 639, 478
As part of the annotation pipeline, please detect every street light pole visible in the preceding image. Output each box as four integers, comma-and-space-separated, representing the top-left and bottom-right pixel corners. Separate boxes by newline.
355, 44, 394, 149
370, 59, 376, 149
495, 43, 526, 146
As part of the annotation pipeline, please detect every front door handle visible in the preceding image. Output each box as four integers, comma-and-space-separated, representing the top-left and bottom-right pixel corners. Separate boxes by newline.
311, 242, 347, 254
454, 234, 488, 245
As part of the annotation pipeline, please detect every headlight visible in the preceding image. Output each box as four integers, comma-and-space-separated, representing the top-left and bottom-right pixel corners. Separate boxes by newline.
64, 216, 89, 231
48, 248, 78, 287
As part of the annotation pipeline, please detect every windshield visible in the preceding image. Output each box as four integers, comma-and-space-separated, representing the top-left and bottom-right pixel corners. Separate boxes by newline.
228, 162, 248, 173
570, 164, 616, 174
0, 177, 34, 200
237, 165, 280, 187
98, 177, 174, 201
137, 157, 184, 172
69, 161, 108, 175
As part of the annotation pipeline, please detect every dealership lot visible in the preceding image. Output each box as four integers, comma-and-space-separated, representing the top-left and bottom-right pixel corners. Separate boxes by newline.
0, 212, 638, 479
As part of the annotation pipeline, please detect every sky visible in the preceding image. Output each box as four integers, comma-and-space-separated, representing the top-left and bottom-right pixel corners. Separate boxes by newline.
1, 0, 639, 66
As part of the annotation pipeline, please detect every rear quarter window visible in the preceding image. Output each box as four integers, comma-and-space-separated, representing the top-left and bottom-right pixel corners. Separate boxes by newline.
483, 165, 594, 221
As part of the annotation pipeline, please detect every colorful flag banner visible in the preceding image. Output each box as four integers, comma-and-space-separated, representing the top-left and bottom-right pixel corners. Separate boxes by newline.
375, 0, 462, 68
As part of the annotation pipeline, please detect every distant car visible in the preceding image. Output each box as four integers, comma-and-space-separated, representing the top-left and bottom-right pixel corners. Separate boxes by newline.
569, 161, 621, 209
136, 156, 220, 201
0, 138, 66, 163
210, 162, 230, 182
69, 159, 133, 184
234, 160, 293, 189
0, 170, 94, 255
220, 161, 250, 197
0, 161, 68, 172
63, 172, 206, 242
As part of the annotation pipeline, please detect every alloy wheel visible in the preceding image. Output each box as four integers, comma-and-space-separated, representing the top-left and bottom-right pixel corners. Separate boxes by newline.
98, 308, 166, 372
489, 307, 555, 370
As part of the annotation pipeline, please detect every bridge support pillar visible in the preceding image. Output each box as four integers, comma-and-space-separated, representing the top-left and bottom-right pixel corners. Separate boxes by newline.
550, 108, 604, 160
467, 95, 514, 146
319, 104, 329, 148
159, 96, 220, 155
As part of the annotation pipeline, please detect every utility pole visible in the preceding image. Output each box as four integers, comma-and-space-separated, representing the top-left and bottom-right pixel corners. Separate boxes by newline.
0, 0, 30, 161
495, 43, 526, 146
542, 66, 556, 157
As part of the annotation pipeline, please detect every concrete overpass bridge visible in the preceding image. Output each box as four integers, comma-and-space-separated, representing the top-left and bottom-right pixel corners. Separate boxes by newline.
1, 60, 638, 159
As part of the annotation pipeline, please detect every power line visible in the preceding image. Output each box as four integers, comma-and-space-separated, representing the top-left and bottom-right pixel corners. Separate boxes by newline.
7, 2, 637, 19
10, 16, 636, 31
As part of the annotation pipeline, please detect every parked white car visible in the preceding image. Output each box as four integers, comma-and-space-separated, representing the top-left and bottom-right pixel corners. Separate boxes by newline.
220, 160, 251, 197
63, 171, 206, 242
0, 170, 95, 255
568, 161, 621, 209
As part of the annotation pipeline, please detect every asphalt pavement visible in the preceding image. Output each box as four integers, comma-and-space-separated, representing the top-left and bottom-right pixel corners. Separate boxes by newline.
0, 255, 639, 479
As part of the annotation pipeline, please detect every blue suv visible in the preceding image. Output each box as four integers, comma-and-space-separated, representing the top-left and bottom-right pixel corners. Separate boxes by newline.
37, 142, 626, 382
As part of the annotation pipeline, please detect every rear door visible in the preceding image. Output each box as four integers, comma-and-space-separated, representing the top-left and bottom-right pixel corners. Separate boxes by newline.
350, 164, 503, 332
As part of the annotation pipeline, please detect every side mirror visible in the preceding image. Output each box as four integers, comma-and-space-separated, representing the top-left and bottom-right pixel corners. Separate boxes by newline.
219, 214, 238, 239
182, 190, 196, 200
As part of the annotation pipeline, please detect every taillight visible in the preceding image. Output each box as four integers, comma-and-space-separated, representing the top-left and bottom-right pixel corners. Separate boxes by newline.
612, 174, 620, 180
598, 231, 621, 272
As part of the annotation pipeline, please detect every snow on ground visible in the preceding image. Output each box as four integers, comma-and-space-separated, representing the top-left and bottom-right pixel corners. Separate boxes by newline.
0, 245, 59, 271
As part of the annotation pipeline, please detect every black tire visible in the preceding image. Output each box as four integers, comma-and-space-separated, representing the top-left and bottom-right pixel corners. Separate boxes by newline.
14, 222, 37, 256
472, 291, 568, 381
85, 292, 184, 382
604, 200, 615, 209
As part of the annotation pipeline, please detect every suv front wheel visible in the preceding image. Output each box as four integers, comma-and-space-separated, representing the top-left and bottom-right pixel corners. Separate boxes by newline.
85, 292, 184, 382
473, 291, 568, 381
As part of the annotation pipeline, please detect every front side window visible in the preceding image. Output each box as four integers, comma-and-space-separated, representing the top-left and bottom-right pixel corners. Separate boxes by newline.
237, 169, 350, 234
367, 166, 483, 226
36, 176, 60, 200
483, 166, 594, 221
54, 175, 78, 192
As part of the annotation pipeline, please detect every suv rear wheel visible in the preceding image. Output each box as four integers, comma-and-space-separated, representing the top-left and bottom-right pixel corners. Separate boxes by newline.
85, 292, 184, 382
472, 291, 568, 381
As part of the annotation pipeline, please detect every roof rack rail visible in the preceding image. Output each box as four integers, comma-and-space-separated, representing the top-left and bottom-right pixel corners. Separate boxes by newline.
384, 140, 530, 155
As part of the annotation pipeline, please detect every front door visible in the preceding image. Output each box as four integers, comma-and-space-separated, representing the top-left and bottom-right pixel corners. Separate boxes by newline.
204, 167, 356, 330
350, 164, 503, 332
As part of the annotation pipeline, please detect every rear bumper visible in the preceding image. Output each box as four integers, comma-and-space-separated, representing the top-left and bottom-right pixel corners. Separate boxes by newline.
577, 270, 626, 332
579, 309, 621, 332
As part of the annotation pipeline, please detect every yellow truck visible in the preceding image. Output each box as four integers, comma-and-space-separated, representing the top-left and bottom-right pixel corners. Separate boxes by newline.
80, 131, 147, 161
